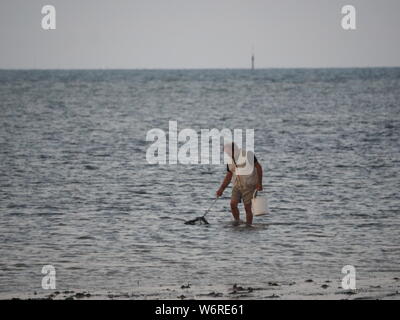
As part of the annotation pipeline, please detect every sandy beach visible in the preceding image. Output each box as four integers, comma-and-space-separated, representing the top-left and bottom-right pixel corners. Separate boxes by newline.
3, 275, 399, 300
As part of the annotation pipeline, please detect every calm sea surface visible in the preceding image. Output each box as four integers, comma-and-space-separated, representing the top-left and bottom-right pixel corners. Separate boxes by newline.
0, 69, 399, 297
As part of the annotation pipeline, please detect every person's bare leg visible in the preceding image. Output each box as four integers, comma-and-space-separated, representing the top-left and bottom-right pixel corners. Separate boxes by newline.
244, 203, 253, 225
230, 200, 240, 222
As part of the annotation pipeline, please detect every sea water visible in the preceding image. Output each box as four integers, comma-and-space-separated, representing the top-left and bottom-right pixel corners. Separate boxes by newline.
0, 69, 399, 297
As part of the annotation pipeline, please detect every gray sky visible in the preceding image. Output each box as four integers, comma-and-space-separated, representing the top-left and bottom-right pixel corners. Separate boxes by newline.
1, 0, 399, 69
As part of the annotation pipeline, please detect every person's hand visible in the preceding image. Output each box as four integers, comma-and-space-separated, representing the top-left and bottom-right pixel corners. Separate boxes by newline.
256, 183, 263, 191
216, 188, 224, 197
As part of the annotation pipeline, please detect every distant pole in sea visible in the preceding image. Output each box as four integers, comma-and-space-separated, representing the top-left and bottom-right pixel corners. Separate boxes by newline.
251, 51, 255, 70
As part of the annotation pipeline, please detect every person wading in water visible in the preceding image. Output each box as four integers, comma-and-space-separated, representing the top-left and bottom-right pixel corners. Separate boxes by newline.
216, 142, 263, 225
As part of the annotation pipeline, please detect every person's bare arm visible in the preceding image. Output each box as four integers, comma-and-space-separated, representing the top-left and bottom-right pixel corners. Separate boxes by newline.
216, 171, 233, 197
255, 162, 263, 191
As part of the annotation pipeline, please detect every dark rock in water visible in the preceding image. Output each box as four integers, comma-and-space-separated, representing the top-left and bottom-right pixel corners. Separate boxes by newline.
230, 284, 254, 294
305, 279, 313, 283
46, 291, 60, 299
268, 281, 279, 287
75, 292, 90, 298
66, 296, 74, 300
343, 290, 357, 295
266, 294, 280, 299
233, 283, 243, 290
393, 277, 399, 281
207, 291, 223, 297
177, 294, 186, 299
106, 293, 129, 299
181, 283, 191, 289
321, 284, 329, 289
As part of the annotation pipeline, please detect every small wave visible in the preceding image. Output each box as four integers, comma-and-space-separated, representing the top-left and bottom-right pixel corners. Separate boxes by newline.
77, 235, 96, 240
84, 165, 99, 170
6, 203, 27, 209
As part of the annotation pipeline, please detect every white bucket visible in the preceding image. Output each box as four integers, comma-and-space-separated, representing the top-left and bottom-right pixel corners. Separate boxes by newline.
251, 190, 268, 216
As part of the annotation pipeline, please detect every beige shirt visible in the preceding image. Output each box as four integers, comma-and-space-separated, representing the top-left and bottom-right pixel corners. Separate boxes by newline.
227, 150, 258, 188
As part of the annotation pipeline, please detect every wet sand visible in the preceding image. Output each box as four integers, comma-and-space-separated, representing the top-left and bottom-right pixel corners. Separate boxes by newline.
3, 276, 399, 300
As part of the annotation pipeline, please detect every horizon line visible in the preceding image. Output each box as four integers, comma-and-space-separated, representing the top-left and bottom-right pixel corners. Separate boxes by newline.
1, 66, 400, 71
